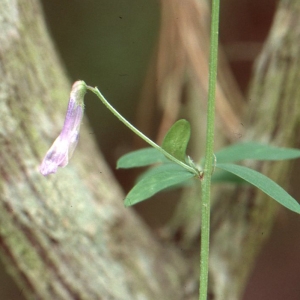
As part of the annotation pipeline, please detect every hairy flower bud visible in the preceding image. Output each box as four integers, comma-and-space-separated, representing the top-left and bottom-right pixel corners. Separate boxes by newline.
39, 81, 87, 176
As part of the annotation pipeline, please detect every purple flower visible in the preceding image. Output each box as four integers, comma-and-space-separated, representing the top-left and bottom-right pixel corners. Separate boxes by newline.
39, 81, 87, 176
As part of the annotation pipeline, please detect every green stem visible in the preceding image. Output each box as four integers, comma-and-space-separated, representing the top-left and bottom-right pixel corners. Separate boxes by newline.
86, 85, 199, 176
199, 0, 220, 300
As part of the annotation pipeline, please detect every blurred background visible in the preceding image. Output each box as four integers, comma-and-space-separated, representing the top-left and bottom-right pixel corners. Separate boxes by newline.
2, 0, 300, 299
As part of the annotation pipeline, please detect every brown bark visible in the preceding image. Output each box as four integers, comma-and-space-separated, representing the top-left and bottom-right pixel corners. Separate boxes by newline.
0, 1, 194, 299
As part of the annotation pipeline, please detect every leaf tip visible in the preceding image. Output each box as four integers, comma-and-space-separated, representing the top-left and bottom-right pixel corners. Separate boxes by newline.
124, 198, 132, 207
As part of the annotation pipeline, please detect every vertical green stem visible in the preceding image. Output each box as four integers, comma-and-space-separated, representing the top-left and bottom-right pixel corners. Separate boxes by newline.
199, 0, 220, 300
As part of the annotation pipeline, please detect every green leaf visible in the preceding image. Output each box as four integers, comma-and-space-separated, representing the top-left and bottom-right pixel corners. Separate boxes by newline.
124, 164, 195, 206
215, 142, 300, 164
212, 170, 247, 184
137, 163, 194, 189
217, 163, 300, 214
162, 119, 191, 162
135, 163, 176, 181
117, 148, 169, 169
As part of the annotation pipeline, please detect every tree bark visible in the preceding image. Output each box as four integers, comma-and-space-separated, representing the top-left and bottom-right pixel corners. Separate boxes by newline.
0, 1, 194, 299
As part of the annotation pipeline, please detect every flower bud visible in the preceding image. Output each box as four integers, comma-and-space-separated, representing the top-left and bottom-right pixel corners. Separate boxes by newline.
39, 81, 87, 176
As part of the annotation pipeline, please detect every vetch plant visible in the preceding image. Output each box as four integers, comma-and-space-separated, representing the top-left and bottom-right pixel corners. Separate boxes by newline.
39, 1, 300, 299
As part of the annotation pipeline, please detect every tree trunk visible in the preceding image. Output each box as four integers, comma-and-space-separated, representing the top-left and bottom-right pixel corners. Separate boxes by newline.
0, 1, 194, 299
